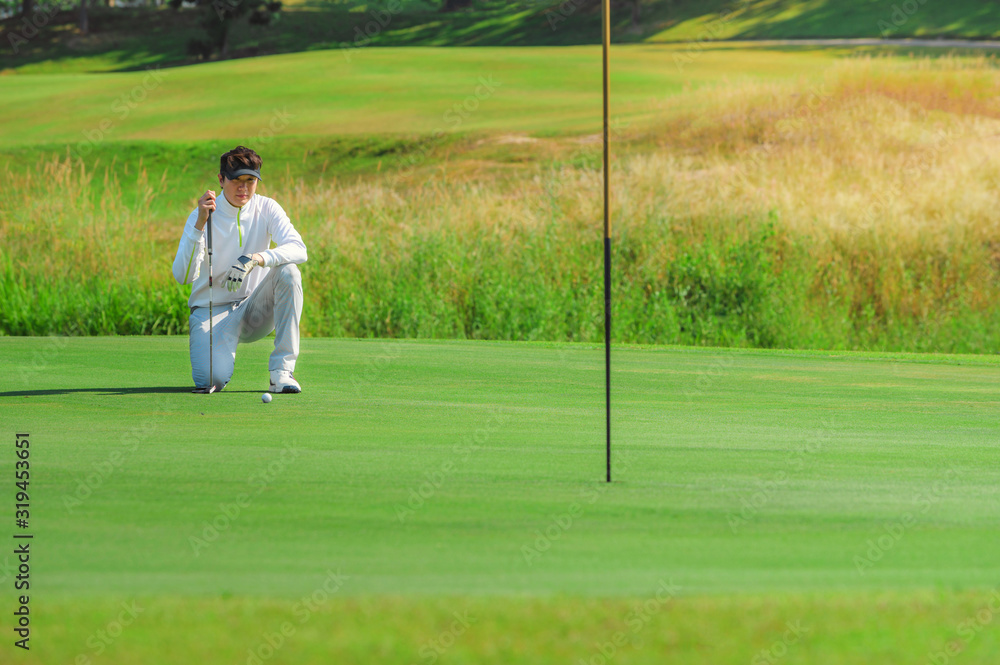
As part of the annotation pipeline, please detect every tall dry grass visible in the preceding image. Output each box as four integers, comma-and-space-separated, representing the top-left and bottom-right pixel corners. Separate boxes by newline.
617, 55, 1000, 348
1, 155, 188, 335
4, 56, 1000, 350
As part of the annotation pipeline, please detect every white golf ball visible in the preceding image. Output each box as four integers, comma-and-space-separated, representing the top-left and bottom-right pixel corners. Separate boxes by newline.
261, 393, 272, 403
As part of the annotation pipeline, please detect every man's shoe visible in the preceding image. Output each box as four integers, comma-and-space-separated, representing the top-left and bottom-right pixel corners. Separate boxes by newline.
269, 370, 301, 394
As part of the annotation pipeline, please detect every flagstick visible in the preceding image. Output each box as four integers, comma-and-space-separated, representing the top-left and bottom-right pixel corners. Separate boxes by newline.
602, 0, 612, 483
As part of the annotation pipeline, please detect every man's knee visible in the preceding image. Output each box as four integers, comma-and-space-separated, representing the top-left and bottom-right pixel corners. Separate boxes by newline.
192, 363, 232, 391
275, 264, 301, 288
211, 354, 236, 390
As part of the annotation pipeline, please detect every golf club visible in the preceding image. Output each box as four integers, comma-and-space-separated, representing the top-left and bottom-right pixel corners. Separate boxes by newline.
193, 209, 216, 394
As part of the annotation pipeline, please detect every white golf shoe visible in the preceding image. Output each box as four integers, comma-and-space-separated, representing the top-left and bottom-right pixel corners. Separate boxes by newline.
269, 370, 301, 394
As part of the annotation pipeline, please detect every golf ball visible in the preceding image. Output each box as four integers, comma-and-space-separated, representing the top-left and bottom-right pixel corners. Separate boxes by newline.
261, 393, 272, 403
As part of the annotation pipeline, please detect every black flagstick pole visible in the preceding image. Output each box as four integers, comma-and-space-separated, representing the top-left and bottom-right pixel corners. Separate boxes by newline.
602, 0, 612, 483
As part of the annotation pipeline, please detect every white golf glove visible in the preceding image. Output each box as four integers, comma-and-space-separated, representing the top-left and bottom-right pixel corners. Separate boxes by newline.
225, 254, 260, 292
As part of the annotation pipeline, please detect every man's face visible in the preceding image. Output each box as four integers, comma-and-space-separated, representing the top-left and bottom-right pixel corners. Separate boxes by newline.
219, 173, 258, 207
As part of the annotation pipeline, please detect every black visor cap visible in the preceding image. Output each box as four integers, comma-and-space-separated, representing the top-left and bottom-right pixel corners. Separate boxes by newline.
225, 168, 263, 181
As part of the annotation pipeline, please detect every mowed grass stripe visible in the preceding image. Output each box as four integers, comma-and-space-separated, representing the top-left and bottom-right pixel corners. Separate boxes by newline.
1, 337, 997, 602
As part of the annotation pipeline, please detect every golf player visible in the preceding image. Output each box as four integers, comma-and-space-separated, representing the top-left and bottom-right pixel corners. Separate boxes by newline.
171, 146, 307, 393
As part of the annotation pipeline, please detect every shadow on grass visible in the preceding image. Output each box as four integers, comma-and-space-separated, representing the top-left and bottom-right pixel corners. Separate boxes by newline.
0, 387, 265, 397
669, 42, 1000, 59
729, 0, 1000, 41
640, 0, 1000, 42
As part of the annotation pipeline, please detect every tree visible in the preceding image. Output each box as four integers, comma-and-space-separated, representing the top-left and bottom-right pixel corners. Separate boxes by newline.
170, 0, 282, 59
0, 0, 21, 17
79, 0, 88, 35
22, 0, 33, 18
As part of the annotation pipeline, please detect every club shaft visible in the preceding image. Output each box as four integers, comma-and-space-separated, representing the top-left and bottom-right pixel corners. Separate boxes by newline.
207, 211, 213, 391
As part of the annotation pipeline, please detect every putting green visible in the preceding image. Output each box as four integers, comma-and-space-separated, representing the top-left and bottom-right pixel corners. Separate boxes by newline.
2, 337, 999, 663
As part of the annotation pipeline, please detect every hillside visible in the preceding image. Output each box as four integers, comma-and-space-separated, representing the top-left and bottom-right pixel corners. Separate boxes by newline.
0, 45, 836, 146
3, 0, 1000, 74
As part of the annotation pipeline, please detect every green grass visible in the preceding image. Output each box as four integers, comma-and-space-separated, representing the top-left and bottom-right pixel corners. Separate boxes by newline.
0, 44, 840, 146
7, 48, 1000, 350
4, 336, 1000, 662
29, 593, 1000, 663
6, 5, 1000, 659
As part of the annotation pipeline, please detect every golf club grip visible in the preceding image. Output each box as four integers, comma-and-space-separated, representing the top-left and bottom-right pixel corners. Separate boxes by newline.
206, 211, 213, 252
206, 210, 213, 286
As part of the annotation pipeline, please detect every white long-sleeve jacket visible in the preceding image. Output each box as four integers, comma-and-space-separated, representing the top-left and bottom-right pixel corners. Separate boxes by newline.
172, 193, 307, 309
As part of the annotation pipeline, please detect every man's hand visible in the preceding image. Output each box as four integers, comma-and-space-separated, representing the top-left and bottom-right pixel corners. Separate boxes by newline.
225, 254, 261, 292
196, 190, 216, 230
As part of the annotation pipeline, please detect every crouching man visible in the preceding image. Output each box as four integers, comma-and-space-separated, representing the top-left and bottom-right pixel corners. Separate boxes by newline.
172, 145, 307, 393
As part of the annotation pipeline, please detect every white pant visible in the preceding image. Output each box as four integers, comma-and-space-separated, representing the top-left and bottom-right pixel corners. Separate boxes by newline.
189, 264, 303, 390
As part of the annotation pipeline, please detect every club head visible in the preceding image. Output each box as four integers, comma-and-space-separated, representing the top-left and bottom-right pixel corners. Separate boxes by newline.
192, 385, 217, 394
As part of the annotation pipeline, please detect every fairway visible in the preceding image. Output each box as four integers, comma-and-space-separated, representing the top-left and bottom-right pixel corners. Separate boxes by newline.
3, 337, 1000, 663
0, 44, 838, 146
